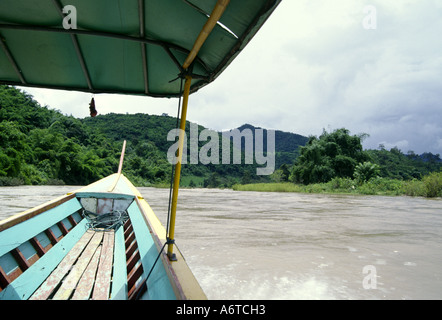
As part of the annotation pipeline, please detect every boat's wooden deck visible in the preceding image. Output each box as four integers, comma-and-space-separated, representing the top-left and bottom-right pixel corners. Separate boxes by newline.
30, 229, 115, 300
0, 194, 169, 300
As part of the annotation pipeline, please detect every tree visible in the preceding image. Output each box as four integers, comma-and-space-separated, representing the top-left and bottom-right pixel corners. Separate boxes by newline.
291, 128, 369, 184
279, 164, 290, 182
354, 161, 380, 184
0, 121, 30, 177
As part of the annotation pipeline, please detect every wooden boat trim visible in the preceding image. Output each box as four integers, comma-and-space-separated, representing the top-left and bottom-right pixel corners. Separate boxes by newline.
108, 140, 127, 193
0, 218, 88, 299
134, 196, 207, 300
1, 173, 206, 299
1, 1, 282, 300
0, 193, 75, 233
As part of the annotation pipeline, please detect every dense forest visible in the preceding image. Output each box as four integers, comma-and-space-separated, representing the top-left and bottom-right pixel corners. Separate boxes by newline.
0, 85, 302, 187
285, 128, 441, 185
1, 85, 441, 195
262, 128, 441, 197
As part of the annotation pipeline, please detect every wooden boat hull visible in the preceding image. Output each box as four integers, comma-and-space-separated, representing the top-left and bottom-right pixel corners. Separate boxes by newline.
0, 173, 206, 300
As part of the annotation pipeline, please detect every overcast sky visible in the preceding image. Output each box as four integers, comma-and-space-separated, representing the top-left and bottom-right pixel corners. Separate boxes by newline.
21, 0, 442, 155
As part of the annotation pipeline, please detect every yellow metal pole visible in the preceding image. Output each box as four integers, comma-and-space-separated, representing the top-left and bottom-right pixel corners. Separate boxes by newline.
166, 0, 230, 260
167, 75, 192, 260
182, 0, 230, 70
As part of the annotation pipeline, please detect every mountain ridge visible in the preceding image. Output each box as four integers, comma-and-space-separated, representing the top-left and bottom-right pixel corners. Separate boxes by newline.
1, 85, 440, 187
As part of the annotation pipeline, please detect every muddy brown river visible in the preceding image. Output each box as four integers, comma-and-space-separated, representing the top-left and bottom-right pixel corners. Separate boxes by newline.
1, 185, 441, 299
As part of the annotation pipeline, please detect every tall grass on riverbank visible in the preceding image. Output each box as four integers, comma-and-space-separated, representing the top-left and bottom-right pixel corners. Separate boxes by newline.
232, 172, 442, 198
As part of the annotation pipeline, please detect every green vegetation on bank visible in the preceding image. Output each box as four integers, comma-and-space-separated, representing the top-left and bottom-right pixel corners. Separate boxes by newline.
233, 171, 442, 198
243, 129, 442, 197
1, 85, 441, 198
0, 86, 278, 187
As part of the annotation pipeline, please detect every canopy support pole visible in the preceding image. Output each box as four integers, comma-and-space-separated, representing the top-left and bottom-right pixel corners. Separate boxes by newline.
167, 75, 192, 261
182, 0, 230, 69
138, 0, 149, 94
167, 0, 230, 261
51, 0, 93, 90
0, 36, 26, 84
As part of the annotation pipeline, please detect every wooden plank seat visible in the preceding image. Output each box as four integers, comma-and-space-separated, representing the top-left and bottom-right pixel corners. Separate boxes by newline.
30, 229, 115, 300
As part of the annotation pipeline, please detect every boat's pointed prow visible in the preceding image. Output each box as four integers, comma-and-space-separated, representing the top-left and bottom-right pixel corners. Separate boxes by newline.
0, 171, 206, 300
0, 0, 281, 300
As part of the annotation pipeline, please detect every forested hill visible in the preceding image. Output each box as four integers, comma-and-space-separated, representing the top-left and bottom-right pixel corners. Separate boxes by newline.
0, 85, 307, 187
228, 123, 308, 166
1, 85, 440, 187
1, 86, 122, 185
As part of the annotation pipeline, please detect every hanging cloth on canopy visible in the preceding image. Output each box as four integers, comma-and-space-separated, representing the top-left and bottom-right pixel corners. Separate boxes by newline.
89, 97, 97, 117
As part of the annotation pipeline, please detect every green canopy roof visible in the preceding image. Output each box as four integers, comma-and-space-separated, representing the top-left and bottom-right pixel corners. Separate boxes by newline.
0, 0, 280, 98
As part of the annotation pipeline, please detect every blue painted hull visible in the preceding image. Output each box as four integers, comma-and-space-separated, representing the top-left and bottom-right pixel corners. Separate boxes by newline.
0, 174, 206, 300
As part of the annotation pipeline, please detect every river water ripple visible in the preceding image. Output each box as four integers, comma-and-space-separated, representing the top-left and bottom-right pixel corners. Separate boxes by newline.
1, 186, 441, 299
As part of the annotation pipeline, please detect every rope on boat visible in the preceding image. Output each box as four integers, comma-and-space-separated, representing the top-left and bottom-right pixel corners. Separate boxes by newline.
135, 237, 175, 300
82, 209, 129, 231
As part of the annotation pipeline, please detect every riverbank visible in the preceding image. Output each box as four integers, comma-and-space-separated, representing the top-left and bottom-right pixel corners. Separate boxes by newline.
3, 171, 441, 198
232, 173, 442, 198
